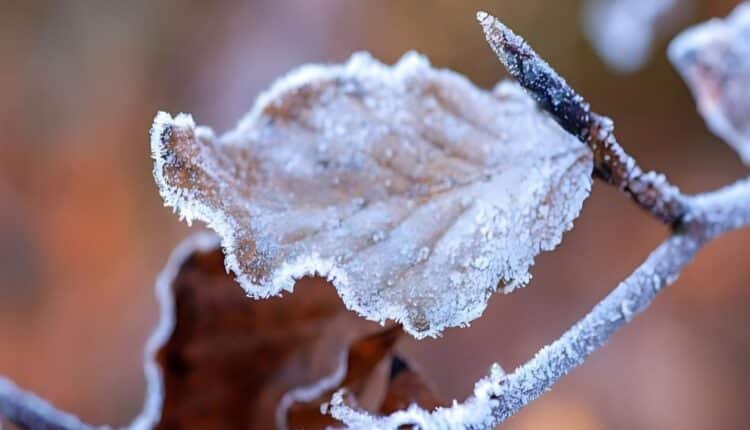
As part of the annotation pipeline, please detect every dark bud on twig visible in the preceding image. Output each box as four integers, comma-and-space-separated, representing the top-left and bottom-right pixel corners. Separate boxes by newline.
477, 11, 591, 141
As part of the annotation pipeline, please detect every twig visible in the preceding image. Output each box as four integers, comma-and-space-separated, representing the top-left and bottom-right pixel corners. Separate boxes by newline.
468, 12, 750, 428
484, 176, 750, 427
686, 177, 750, 238
487, 233, 701, 425
0, 377, 106, 430
477, 11, 687, 225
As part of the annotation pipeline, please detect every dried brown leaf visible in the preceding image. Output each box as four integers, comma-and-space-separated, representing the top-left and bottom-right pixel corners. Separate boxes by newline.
134, 234, 375, 430
151, 52, 592, 338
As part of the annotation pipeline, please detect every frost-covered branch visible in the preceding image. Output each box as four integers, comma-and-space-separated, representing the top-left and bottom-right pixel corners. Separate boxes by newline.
0, 377, 105, 430
484, 234, 700, 425
686, 177, 750, 238
328, 178, 750, 429
327, 14, 750, 430
4, 182, 748, 430
477, 11, 687, 225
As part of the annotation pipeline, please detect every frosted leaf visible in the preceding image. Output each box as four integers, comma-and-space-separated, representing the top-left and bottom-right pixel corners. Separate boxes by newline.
582, 0, 685, 73
130, 232, 380, 430
151, 52, 593, 338
669, 3, 750, 165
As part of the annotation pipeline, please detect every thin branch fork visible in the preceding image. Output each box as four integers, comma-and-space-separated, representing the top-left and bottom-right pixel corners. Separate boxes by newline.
477, 11, 687, 226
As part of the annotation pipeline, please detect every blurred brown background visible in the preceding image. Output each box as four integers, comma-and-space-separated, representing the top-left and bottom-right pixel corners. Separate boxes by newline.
1, 1, 749, 429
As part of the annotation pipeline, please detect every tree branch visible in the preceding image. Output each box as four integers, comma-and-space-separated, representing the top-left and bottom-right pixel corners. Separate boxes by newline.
326, 178, 750, 429
463, 12, 750, 428
477, 11, 688, 226
487, 234, 700, 424
0, 377, 105, 430
484, 178, 750, 427
686, 177, 750, 238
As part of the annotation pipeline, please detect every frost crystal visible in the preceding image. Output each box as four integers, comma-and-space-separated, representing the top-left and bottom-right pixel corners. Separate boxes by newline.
151, 52, 592, 338
669, 3, 750, 165
583, 0, 684, 72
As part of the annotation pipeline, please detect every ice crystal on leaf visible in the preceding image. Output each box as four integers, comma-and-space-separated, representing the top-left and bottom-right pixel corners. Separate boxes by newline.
151, 52, 592, 338
669, 2, 750, 165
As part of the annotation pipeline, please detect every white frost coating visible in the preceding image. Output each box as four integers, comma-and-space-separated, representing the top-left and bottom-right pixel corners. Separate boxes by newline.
669, 2, 750, 165
0, 376, 105, 430
128, 232, 220, 430
327, 173, 750, 428
275, 351, 348, 430
151, 52, 593, 338
688, 177, 750, 238
327, 234, 701, 430
582, 0, 683, 73
326, 363, 506, 430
